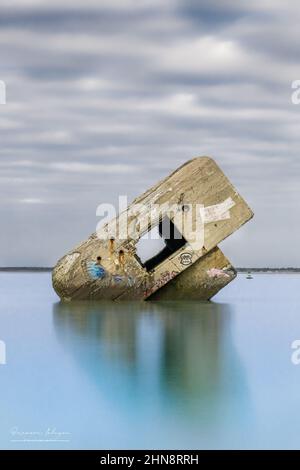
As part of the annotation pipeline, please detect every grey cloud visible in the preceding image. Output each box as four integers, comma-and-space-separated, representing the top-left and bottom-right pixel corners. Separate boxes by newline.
0, 0, 299, 266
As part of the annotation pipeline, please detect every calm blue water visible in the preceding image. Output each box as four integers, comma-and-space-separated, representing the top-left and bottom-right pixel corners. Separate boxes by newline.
0, 272, 300, 449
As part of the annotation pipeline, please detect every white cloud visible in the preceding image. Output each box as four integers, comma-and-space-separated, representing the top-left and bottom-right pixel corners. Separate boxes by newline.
51, 162, 139, 174
19, 198, 44, 204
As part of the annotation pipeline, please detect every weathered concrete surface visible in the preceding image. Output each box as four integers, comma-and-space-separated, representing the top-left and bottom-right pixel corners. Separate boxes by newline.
52, 157, 253, 301
148, 246, 236, 301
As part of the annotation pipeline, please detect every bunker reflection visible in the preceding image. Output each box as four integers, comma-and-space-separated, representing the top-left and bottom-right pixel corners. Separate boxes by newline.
53, 301, 249, 424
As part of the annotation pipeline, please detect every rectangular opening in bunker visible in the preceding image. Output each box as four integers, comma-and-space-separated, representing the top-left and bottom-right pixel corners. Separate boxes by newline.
136, 216, 186, 272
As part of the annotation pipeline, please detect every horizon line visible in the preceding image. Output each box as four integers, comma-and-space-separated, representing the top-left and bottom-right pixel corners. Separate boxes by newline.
0, 267, 300, 271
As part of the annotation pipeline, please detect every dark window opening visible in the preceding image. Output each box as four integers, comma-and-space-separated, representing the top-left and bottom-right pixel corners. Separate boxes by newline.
136, 216, 186, 272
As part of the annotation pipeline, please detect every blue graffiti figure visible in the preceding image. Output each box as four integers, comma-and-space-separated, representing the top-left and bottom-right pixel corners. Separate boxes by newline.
86, 261, 106, 280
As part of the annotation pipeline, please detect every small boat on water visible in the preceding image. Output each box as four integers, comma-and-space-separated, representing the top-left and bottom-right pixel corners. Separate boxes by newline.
246, 272, 253, 279
52, 157, 254, 301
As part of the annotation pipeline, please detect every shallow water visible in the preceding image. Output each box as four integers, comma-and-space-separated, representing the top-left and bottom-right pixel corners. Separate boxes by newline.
0, 272, 300, 449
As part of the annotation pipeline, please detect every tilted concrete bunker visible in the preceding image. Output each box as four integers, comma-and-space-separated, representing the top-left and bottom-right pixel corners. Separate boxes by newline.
52, 157, 253, 301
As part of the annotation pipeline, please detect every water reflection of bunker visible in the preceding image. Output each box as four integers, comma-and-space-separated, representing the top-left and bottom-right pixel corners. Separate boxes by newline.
53, 301, 250, 424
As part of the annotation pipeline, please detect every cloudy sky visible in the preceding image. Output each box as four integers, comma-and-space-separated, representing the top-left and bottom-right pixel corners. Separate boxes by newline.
0, 0, 299, 267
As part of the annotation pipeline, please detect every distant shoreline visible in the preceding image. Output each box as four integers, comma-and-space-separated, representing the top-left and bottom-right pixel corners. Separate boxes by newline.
0, 267, 300, 273
236, 268, 300, 273
0, 267, 53, 272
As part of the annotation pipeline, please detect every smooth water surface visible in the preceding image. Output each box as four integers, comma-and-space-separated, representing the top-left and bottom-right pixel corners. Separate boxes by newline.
0, 272, 300, 449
